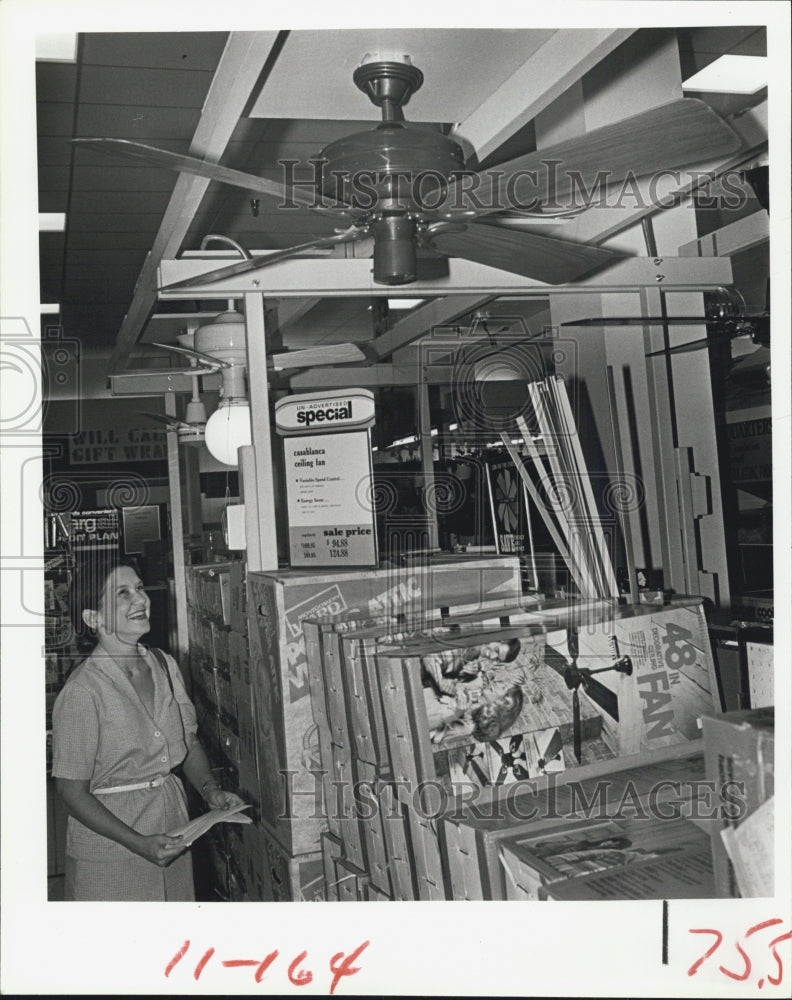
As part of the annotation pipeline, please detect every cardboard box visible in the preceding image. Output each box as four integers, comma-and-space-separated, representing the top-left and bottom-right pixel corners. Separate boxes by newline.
701, 707, 775, 898
229, 559, 248, 634
334, 858, 369, 902
321, 831, 344, 902
246, 558, 521, 854
378, 782, 416, 901
500, 814, 713, 900
543, 600, 719, 756
355, 761, 391, 896
439, 742, 709, 901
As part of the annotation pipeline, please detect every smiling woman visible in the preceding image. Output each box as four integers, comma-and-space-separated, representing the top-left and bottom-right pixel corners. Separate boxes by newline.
51, 555, 246, 901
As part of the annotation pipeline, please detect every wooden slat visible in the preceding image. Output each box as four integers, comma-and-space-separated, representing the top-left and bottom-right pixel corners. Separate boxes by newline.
109, 31, 282, 373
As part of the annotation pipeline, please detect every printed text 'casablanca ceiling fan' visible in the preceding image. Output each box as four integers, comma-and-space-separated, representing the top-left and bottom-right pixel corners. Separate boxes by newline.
72, 55, 743, 290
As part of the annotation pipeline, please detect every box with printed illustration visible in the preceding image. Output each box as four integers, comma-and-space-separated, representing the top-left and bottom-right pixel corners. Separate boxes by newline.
246, 557, 522, 855
372, 599, 718, 805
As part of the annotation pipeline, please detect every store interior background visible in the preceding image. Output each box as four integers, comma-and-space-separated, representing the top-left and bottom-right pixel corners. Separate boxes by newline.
37, 25, 773, 901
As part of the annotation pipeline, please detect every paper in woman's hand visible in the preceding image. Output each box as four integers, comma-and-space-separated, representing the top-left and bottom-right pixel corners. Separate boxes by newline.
168, 801, 252, 845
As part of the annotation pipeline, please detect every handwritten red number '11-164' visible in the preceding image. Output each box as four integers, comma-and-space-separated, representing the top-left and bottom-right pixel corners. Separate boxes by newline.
688, 919, 792, 988
165, 939, 370, 994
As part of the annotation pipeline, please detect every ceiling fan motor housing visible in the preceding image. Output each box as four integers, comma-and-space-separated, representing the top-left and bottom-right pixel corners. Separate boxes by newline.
194, 309, 248, 398
318, 126, 465, 284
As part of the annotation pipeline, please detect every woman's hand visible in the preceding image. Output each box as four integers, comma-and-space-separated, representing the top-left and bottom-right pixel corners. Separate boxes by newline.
203, 784, 246, 811
134, 832, 187, 867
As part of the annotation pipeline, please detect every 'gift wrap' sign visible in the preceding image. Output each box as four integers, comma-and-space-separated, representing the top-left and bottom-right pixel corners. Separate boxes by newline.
275, 390, 377, 568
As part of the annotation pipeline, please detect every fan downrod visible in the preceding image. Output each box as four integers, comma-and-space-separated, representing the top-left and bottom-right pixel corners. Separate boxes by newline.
353, 59, 424, 121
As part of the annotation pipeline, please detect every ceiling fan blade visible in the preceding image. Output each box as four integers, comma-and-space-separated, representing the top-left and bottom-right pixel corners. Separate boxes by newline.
561, 316, 737, 327
580, 673, 620, 721
135, 410, 185, 430
431, 98, 741, 220
422, 222, 621, 285
151, 341, 230, 369
572, 689, 582, 764
160, 230, 368, 292
645, 336, 722, 358
71, 138, 358, 218
270, 343, 366, 371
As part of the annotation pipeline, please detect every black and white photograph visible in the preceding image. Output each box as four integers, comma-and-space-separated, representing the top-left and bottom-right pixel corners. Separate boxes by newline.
1, 0, 789, 995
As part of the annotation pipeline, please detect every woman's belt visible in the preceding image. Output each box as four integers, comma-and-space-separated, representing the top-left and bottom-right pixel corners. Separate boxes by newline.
93, 774, 168, 795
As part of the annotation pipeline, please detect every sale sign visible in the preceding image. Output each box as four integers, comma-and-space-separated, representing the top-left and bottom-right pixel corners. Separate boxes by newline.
283, 431, 376, 568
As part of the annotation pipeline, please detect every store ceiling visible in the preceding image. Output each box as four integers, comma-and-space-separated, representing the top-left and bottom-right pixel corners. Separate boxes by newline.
36, 25, 767, 368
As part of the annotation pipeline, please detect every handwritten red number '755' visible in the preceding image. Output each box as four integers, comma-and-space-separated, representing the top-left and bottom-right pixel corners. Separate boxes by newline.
688, 918, 792, 987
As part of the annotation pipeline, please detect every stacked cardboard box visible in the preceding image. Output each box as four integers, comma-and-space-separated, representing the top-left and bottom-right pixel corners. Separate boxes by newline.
242, 557, 524, 898
303, 597, 721, 900
701, 707, 775, 898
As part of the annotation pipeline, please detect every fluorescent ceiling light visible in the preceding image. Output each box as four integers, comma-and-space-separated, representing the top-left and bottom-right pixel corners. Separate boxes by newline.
39, 213, 66, 232
682, 55, 767, 95
40, 303, 60, 314
387, 298, 426, 310
35, 33, 78, 62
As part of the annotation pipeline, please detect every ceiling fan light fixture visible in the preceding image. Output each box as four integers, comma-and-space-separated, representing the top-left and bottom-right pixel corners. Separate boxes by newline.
204, 398, 252, 467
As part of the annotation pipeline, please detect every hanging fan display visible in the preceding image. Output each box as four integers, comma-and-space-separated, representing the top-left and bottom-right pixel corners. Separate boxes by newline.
562, 628, 633, 763
560, 283, 770, 357
72, 57, 742, 290
137, 332, 207, 447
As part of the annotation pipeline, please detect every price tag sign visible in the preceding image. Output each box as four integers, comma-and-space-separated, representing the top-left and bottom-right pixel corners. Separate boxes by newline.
283, 431, 376, 568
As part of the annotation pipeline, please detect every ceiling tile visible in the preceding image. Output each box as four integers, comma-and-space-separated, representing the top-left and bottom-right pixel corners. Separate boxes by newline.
79, 64, 216, 109
80, 32, 229, 72
35, 62, 78, 102
248, 29, 556, 123
75, 104, 201, 140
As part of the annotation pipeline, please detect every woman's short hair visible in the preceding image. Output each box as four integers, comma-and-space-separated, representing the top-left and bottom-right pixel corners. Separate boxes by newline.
70, 552, 141, 651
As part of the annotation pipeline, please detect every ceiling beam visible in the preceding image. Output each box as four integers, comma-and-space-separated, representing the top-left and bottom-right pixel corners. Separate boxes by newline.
367, 295, 494, 362
108, 31, 283, 374
452, 29, 635, 163
287, 363, 458, 390
157, 255, 733, 299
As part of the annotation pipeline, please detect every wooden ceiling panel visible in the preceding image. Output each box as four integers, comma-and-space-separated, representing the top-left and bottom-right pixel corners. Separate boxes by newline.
39, 191, 70, 213
75, 104, 201, 140
37, 137, 74, 165
36, 102, 76, 136
67, 212, 170, 233
69, 165, 180, 193
62, 249, 151, 270
66, 231, 161, 251
68, 189, 176, 214
36, 163, 71, 192
78, 64, 216, 109
80, 32, 229, 72
35, 62, 78, 102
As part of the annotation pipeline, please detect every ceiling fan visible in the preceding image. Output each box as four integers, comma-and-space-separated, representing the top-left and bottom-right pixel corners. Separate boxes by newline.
562, 628, 633, 764
72, 56, 742, 290
561, 282, 770, 358
137, 332, 208, 447
137, 306, 365, 464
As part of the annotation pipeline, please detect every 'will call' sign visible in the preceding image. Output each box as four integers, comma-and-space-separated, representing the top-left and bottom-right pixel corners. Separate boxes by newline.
275, 390, 377, 568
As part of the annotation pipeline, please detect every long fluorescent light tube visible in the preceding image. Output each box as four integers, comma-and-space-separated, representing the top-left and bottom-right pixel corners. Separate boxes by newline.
387, 298, 426, 310
40, 304, 61, 314
39, 213, 66, 232
682, 55, 767, 95
35, 34, 78, 62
